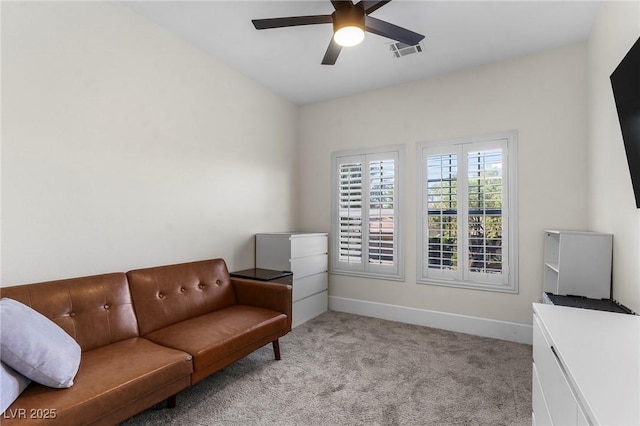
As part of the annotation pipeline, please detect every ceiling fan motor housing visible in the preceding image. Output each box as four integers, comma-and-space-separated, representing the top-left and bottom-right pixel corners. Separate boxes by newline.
332, 6, 365, 34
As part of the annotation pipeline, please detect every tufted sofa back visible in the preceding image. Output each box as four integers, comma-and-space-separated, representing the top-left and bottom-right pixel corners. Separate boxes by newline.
0, 273, 139, 352
126, 258, 237, 336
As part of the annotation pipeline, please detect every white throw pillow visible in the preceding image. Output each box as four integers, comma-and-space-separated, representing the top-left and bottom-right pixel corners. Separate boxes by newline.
0, 298, 81, 388
0, 361, 31, 412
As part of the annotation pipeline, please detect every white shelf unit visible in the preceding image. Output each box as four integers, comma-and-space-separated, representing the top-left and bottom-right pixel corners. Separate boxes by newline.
256, 232, 328, 328
532, 303, 639, 426
543, 230, 612, 299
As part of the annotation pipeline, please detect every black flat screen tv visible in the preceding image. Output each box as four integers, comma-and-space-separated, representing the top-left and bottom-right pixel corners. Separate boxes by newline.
611, 36, 640, 208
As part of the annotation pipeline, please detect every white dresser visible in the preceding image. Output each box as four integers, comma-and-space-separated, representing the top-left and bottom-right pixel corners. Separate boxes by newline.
256, 232, 328, 328
532, 303, 639, 425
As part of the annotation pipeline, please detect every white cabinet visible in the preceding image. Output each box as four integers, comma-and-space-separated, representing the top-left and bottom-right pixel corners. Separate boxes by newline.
532, 303, 640, 426
543, 230, 612, 299
256, 232, 328, 328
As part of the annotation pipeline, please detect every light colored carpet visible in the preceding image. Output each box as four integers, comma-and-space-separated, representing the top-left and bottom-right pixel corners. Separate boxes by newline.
122, 311, 532, 426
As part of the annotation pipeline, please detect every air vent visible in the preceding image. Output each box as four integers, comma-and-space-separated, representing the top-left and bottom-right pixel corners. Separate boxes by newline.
389, 41, 423, 58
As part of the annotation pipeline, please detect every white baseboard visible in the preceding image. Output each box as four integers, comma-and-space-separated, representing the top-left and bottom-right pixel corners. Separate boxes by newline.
328, 296, 533, 345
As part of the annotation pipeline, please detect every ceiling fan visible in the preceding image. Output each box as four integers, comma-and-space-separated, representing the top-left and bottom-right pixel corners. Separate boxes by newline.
251, 0, 425, 65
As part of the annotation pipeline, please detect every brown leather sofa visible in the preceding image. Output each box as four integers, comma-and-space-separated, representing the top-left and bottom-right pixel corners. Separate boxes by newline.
0, 258, 292, 425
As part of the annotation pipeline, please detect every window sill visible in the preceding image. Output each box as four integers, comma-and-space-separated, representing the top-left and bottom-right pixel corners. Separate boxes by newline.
331, 269, 405, 282
416, 277, 518, 293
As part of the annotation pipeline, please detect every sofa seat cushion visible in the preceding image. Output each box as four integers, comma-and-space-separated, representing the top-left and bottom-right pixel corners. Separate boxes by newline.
143, 304, 287, 372
2, 338, 192, 425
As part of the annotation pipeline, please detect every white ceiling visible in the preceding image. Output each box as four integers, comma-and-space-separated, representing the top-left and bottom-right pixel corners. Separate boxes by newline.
123, 1, 601, 105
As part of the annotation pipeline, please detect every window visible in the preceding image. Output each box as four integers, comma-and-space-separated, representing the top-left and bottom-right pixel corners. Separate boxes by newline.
331, 145, 404, 280
417, 132, 518, 292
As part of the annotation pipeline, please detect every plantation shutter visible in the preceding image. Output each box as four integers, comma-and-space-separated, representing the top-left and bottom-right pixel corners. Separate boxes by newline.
334, 150, 401, 277
367, 152, 399, 275
423, 146, 460, 280
420, 138, 509, 287
464, 142, 507, 285
338, 156, 364, 270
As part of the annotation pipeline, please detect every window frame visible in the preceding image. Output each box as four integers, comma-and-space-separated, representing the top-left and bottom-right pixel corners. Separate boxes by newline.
331, 145, 405, 281
416, 131, 518, 293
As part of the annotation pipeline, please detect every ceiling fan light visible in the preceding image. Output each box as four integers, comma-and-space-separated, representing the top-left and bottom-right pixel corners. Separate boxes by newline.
334, 26, 365, 47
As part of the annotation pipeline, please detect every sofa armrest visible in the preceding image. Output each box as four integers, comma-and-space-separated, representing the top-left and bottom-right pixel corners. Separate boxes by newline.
231, 278, 292, 331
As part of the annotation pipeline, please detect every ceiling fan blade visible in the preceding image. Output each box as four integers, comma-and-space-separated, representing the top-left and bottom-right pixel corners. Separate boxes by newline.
331, 1, 353, 10
356, 0, 391, 15
252, 15, 332, 30
321, 38, 342, 65
364, 15, 424, 46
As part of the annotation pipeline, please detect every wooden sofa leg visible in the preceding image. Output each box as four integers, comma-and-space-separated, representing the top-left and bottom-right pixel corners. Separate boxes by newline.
166, 395, 177, 409
272, 339, 281, 360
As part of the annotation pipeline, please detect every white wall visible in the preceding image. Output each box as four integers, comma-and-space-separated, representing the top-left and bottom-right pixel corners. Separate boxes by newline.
0, 2, 297, 285
4, 0, 632, 328
298, 44, 588, 325
587, 0, 640, 313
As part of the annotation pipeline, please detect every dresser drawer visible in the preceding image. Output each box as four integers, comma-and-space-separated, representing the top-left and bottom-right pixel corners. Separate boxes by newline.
533, 314, 579, 425
256, 233, 328, 272
290, 254, 328, 279
532, 362, 552, 426
293, 272, 328, 302
293, 290, 328, 328
291, 234, 328, 258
